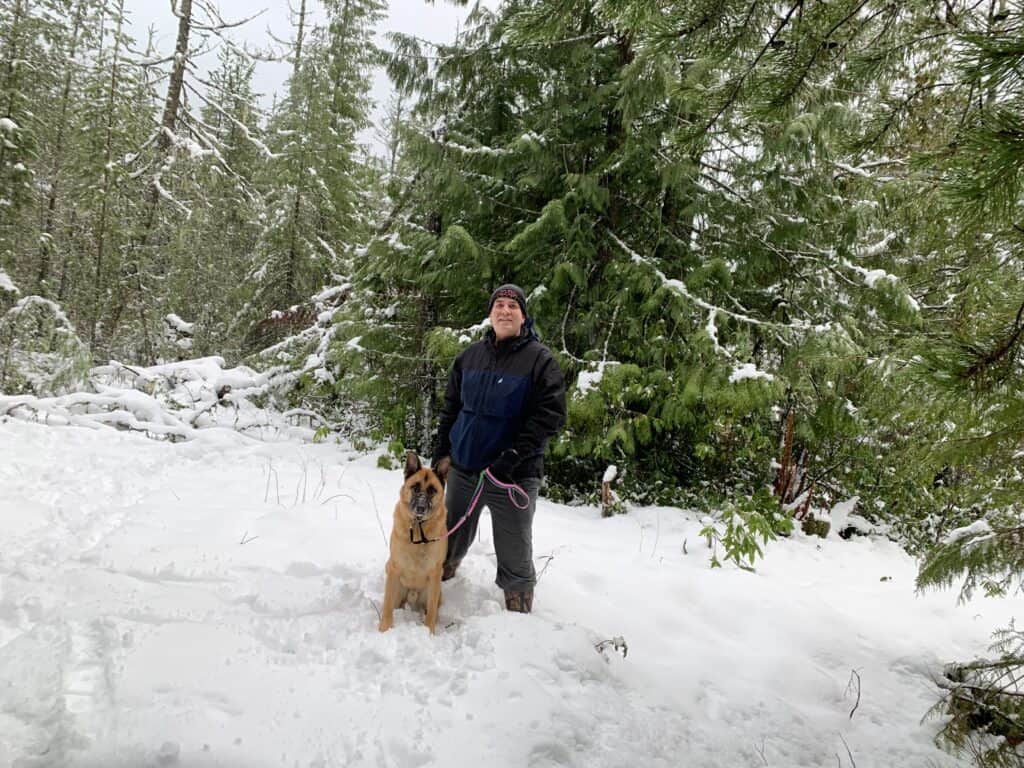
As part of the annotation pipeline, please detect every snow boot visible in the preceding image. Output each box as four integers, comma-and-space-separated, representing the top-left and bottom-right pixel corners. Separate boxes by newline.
504, 589, 533, 613
442, 560, 461, 582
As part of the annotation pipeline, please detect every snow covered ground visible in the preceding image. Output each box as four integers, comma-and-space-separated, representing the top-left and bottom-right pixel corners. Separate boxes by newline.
0, 418, 1018, 768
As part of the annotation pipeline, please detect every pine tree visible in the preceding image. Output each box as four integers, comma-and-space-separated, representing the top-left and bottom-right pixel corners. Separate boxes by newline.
905, 5, 1024, 764
77, 0, 154, 356
168, 45, 265, 359
353, 0, 928, 502
0, 0, 72, 284
245, 0, 383, 350
103, 1, 272, 362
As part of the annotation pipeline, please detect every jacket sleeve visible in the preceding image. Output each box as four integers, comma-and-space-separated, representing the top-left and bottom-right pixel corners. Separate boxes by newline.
512, 349, 567, 460
432, 354, 463, 463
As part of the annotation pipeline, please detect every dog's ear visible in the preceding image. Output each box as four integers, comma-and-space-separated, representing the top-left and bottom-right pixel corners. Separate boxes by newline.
404, 451, 422, 479
433, 456, 451, 487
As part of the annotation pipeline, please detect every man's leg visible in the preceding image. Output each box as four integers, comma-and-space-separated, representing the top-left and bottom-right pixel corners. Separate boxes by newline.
442, 466, 483, 579
486, 477, 541, 611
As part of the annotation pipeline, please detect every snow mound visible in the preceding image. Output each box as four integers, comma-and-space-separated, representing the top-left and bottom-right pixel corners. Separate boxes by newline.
0, 356, 327, 442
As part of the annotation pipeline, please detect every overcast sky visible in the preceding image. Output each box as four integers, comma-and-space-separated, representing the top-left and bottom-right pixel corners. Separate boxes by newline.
124, 0, 474, 154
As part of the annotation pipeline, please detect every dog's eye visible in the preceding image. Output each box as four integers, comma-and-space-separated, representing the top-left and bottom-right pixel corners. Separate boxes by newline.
426, 487, 436, 497
411, 483, 421, 493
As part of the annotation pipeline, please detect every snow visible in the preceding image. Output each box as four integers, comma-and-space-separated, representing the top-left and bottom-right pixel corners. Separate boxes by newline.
609, 232, 832, 334
164, 314, 195, 335
0, 270, 18, 294
841, 252, 920, 311
575, 361, 618, 397
942, 519, 994, 546
385, 231, 410, 252
859, 232, 897, 258
728, 363, 774, 383
603, 464, 618, 484
6, 295, 73, 327
0, 357, 319, 442
833, 161, 872, 178
0, 117, 18, 133
312, 284, 350, 305
705, 308, 722, 353
827, 496, 859, 534
0, 420, 1019, 767
861, 268, 894, 288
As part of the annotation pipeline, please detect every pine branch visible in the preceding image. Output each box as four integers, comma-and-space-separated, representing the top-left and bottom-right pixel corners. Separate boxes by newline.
961, 299, 1024, 380
700, 0, 804, 138
917, 520, 1024, 600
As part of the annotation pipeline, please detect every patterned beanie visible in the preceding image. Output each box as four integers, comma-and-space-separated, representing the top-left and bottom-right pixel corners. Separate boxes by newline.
487, 284, 528, 315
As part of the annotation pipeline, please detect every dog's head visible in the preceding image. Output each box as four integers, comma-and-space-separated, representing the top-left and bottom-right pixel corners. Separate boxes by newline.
402, 452, 450, 522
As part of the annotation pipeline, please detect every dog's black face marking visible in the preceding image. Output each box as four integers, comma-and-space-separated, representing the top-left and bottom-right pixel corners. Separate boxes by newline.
407, 476, 440, 521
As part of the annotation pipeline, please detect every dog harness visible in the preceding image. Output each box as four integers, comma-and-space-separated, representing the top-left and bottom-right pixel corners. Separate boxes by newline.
409, 468, 529, 545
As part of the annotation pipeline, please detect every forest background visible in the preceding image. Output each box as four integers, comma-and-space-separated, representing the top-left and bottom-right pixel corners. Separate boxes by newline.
1, 0, 1022, 764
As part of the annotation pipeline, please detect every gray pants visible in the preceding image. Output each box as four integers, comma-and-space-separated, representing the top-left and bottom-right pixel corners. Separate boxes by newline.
444, 466, 541, 592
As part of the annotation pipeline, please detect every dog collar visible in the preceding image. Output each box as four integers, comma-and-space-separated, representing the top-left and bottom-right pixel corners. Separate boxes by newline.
409, 520, 438, 545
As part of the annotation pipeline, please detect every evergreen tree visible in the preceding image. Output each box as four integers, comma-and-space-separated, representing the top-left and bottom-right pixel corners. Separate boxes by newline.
243, 0, 384, 358
349, 0, 925, 504
168, 45, 265, 359
76, 0, 155, 356
906, 4, 1024, 763
0, 0, 76, 286
103, 0, 271, 362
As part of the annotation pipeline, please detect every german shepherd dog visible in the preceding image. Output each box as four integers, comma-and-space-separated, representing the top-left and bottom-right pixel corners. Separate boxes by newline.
378, 452, 451, 634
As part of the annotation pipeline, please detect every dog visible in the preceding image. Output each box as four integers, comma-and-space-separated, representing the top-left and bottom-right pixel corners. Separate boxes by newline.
378, 452, 451, 634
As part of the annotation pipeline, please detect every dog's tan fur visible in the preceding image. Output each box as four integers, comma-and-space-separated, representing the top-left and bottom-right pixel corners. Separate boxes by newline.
378, 452, 451, 634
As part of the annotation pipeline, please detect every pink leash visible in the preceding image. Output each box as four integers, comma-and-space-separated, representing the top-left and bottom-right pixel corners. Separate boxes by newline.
444, 468, 530, 540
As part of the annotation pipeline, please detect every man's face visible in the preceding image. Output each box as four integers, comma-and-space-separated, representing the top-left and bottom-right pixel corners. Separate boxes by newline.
489, 296, 524, 341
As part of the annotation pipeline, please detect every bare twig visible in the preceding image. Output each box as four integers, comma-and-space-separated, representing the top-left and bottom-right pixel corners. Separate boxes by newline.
365, 480, 388, 550
535, 554, 555, 582
263, 459, 281, 505
846, 669, 862, 719
319, 492, 356, 506
839, 734, 856, 768
754, 737, 769, 766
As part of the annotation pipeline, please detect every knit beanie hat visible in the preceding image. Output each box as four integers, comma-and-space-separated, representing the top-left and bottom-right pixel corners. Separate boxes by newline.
488, 283, 527, 315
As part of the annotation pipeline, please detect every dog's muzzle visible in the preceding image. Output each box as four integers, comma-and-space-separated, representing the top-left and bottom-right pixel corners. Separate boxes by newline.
411, 500, 431, 520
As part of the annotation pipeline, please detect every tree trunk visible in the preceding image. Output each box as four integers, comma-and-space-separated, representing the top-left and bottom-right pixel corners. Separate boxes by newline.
279, 0, 309, 309
109, 0, 192, 361
293, 0, 307, 78
36, 0, 87, 296
89, 0, 125, 354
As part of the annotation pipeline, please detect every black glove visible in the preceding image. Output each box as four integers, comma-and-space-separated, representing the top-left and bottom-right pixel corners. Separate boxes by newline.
488, 449, 520, 482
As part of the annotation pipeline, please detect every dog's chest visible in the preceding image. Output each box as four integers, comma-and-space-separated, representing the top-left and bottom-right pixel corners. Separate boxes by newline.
397, 539, 444, 569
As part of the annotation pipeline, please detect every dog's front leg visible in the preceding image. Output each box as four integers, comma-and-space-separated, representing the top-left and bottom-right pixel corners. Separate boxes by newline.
424, 565, 442, 634
379, 565, 401, 632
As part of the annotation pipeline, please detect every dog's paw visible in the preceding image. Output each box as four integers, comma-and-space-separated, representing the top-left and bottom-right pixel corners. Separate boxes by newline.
378, 619, 393, 633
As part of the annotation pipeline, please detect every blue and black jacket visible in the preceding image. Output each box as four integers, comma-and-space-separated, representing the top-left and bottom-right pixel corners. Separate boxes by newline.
433, 321, 566, 480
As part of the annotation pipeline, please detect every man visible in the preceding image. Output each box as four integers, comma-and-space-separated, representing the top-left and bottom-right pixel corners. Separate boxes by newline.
432, 284, 566, 613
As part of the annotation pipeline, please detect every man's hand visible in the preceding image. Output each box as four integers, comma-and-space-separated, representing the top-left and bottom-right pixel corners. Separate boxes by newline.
488, 449, 520, 482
